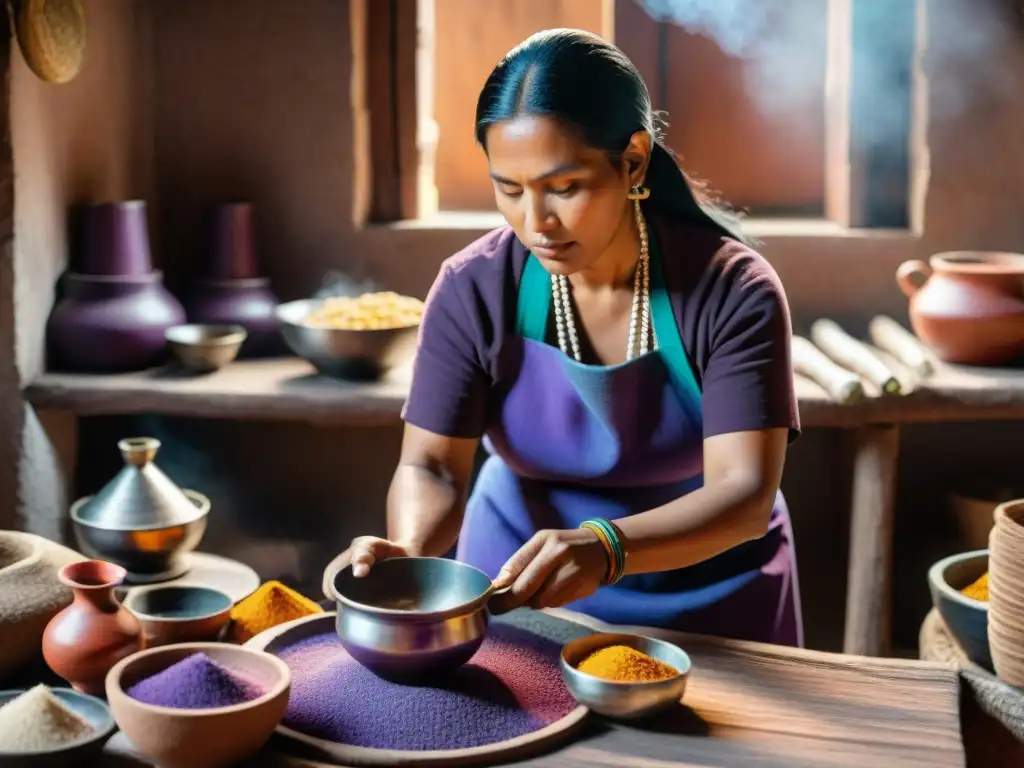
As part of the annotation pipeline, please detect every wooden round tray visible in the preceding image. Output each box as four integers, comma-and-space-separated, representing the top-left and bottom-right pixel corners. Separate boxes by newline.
245, 612, 589, 767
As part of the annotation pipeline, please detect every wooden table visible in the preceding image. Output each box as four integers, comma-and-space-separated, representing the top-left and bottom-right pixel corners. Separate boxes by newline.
96, 610, 965, 767
24, 357, 1024, 658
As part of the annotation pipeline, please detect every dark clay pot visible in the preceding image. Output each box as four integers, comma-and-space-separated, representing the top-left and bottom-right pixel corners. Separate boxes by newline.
80, 200, 153, 276
897, 252, 1024, 366
184, 278, 283, 357
42, 560, 143, 696
47, 272, 187, 372
204, 202, 258, 280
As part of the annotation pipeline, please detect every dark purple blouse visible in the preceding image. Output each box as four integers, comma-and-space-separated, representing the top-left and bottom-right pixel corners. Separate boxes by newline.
402, 215, 800, 443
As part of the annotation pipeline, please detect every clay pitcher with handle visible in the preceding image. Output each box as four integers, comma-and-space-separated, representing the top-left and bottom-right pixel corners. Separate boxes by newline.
896, 251, 1024, 366
42, 559, 143, 695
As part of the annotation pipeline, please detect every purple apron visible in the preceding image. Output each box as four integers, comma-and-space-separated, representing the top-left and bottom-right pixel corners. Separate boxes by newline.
456, 235, 803, 647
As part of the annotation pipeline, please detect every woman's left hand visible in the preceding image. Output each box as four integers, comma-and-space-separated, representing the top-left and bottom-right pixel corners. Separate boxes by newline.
488, 528, 610, 614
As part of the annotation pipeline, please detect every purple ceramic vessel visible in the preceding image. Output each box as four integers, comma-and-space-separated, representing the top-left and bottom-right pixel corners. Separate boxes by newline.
205, 203, 258, 280
81, 201, 153, 276
184, 278, 283, 357
47, 272, 187, 373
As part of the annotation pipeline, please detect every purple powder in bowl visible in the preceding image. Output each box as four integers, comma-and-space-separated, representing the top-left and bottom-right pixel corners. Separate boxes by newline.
276, 623, 578, 751
126, 652, 266, 710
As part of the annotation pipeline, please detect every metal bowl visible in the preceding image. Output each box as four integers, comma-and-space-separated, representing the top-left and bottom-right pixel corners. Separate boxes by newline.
330, 557, 503, 682
122, 585, 234, 647
277, 298, 418, 380
70, 490, 210, 584
560, 632, 692, 719
165, 324, 247, 372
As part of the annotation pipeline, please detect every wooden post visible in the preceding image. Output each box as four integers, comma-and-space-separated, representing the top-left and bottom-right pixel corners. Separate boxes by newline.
843, 424, 900, 656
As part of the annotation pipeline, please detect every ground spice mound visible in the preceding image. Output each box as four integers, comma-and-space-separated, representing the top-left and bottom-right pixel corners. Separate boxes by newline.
576, 645, 678, 682
229, 580, 323, 643
0, 685, 94, 751
126, 653, 265, 710
961, 572, 989, 602
276, 623, 577, 750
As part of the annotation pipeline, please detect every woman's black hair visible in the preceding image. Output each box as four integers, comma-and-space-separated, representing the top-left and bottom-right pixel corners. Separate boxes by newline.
475, 28, 750, 245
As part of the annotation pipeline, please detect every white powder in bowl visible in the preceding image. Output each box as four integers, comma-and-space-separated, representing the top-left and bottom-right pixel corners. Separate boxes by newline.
0, 685, 94, 752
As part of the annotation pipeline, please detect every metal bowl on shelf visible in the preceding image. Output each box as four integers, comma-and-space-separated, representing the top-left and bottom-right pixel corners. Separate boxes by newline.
165, 323, 247, 372
329, 557, 508, 682
277, 298, 418, 380
69, 437, 210, 584
560, 632, 692, 719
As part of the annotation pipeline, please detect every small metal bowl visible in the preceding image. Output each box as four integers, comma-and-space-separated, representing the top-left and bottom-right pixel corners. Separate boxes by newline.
277, 299, 418, 380
0, 687, 116, 767
560, 632, 692, 719
122, 585, 234, 648
330, 557, 504, 682
165, 324, 247, 372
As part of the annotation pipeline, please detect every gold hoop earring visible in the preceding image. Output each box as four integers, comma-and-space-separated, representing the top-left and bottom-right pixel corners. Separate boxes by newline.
627, 185, 650, 200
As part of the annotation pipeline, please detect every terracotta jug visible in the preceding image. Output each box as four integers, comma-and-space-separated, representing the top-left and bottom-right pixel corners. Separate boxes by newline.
42, 560, 143, 695
897, 251, 1024, 366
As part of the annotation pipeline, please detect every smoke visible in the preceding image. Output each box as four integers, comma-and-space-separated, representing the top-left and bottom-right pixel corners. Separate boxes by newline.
312, 270, 378, 300
636, 0, 1017, 149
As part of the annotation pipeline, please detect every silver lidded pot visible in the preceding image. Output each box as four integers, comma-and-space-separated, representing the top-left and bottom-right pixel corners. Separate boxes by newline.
70, 437, 210, 583
330, 557, 509, 683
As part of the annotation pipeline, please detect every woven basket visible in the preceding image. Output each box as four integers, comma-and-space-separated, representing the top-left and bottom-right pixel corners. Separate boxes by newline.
921, 608, 1024, 742
12, 0, 86, 85
989, 501, 1024, 688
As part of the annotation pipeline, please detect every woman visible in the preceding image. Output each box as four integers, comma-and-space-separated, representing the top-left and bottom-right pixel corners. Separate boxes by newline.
323, 29, 803, 646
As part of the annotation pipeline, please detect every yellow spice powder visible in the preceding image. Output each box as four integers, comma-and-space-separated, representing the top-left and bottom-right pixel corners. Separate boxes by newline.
576, 644, 679, 683
960, 572, 989, 602
229, 580, 323, 643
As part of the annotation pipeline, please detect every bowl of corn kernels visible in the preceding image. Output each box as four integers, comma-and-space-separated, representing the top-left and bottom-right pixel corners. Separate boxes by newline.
277, 291, 424, 380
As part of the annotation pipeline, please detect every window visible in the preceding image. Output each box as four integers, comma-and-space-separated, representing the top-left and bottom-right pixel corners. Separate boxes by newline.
352, 0, 922, 232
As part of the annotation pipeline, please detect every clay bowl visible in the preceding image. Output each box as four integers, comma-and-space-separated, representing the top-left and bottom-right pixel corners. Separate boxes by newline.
165, 324, 246, 373
277, 299, 418, 380
121, 585, 233, 648
105, 643, 290, 768
927, 550, 991, 670
0, 687, 115, 767
560, 632, 692, 719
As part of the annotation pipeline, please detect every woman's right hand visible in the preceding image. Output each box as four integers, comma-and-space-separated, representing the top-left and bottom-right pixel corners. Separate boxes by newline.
321, 537, 414, 599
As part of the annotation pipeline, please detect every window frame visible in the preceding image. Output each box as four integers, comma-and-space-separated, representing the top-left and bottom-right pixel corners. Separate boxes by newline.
350, 0, 930, 240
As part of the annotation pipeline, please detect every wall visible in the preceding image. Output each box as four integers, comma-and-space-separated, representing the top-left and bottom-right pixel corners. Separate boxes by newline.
8, 0, 154, 536
10, 0, 1024, 651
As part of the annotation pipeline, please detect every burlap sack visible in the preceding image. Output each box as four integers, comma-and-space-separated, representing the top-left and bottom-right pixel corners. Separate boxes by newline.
0, 531, 86, 679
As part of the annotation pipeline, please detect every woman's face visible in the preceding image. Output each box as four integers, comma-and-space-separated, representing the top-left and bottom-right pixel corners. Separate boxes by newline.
485, 116, 644, 276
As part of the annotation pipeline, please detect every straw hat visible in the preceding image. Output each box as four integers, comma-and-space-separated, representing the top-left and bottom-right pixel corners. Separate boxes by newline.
11, 0, 87, 85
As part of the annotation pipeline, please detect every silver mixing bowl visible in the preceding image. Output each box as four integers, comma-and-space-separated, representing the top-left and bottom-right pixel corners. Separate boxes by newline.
70, 490, 210, 584
277, 299, 418, 380
330, 557, 506, 682
560, 632, 692, 719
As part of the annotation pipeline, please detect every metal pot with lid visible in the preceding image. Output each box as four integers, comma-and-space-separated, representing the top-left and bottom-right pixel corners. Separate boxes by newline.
70, 437, 210, 583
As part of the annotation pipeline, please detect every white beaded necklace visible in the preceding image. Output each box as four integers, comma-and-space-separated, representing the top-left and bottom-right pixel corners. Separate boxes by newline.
552, 198, 656, 363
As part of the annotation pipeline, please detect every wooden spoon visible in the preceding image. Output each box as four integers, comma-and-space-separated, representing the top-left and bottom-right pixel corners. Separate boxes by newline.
9, 0, 86, 85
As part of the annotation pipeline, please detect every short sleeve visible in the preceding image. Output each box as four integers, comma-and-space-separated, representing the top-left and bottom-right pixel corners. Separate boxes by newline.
401, 264, 490, 438
700, 254, 800, 442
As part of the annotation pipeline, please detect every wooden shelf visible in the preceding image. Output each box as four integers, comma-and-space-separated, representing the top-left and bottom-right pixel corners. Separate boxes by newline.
22, 356, 1024, 429
22, 358, 412, 425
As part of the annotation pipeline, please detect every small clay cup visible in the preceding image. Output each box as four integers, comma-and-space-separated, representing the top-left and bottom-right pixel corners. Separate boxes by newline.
106, 643, 290, 768
988, 500, 1024, 687
42, 560, 143, 696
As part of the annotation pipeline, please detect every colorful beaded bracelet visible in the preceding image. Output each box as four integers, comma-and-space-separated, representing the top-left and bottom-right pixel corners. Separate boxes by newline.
579, 518, 626, 586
